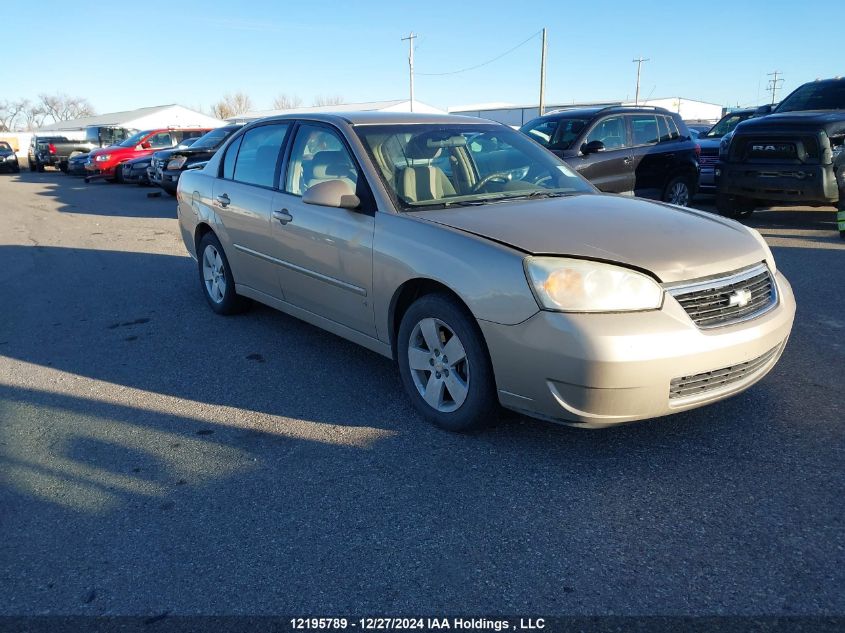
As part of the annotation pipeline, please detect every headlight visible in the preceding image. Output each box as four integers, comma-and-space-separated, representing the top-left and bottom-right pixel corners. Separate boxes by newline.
95, 154, 110, 162
524, 257, 663, 312
746, 228, 777, 275
167, 156, 187, 170
5, 155, 16, 161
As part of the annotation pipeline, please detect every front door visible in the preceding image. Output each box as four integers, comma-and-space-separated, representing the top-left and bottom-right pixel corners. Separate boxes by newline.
270, 123, 376, 336
566, 115, 634, 194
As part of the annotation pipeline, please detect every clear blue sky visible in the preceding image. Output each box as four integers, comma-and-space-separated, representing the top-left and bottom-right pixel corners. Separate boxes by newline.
3, 0, 839, 115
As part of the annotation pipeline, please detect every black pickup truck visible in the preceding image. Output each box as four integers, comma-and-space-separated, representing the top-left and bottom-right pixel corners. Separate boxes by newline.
29, 125, 136, 172
716, 77, 845, 238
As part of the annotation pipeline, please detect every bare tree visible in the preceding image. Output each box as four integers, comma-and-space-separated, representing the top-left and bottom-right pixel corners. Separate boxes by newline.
0, 100, 25, 131
38, 93, 96, 123
312, 95, 345, 107
211, 92, 254, 119
22, 101, 49, 131
272, 94, 303, 110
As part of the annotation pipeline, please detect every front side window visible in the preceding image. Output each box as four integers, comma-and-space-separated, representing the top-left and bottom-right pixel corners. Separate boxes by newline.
285, 124, 358, 196
119, 130, 151, 147
222, 135, 243, 180
232, 123, 289, 188
630, 115, 659, 145
147, 133, 173, 148
584, 116, 626, 149
356, 123, 593, 210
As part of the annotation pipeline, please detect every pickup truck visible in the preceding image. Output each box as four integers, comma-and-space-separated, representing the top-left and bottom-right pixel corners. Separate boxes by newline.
29, 125, 137, 172
716, 77, 845, 238
27, 136, 71, 172
85, 127, 212, 182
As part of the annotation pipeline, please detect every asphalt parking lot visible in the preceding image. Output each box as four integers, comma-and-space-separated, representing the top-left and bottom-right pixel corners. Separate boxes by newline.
0, 169, 843, 617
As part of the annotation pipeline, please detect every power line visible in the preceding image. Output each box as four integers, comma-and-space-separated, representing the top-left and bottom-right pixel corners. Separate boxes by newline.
417, 31, 542, 76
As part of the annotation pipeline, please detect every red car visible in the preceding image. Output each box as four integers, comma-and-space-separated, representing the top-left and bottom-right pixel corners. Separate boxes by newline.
85, 128, 211, 182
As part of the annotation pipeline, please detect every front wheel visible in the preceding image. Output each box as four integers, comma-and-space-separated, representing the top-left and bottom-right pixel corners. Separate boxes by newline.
837, 192, 845, 240
113, 164, 124, 184
397, 294, 498, 432
663, 176, 693, 206
716, 193, 756, 219
197, 232, 250, 315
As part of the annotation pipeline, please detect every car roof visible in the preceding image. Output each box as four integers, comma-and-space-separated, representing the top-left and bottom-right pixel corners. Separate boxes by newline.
248, 111, 496, 126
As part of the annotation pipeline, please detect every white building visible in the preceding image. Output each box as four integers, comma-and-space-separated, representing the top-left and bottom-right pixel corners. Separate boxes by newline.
229, 99, 446, 123
37, 104, 225, 134
450, 97, 725, 127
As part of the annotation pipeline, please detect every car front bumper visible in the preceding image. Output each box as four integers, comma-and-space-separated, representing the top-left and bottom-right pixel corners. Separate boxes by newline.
717, 162, 838, 204
480, 270, 795, 428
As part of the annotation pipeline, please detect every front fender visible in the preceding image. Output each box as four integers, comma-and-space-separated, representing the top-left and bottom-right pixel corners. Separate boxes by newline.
372, 212, 540, 344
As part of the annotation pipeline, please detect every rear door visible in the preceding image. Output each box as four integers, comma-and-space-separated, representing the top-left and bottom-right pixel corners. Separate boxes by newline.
567, 115, 633, 194
210, 122, 291, 299
269, 122, 376, 336
627, 113, 667, 199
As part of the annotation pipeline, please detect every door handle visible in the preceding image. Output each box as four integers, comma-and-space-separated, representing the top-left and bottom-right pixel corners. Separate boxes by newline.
273, 209, 293, 225
623, 157, 633, 165
215, 193, 230, 208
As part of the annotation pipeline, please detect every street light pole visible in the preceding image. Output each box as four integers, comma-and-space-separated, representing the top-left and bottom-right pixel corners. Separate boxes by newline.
539, 28, 547, 116
632, 56, 650, 105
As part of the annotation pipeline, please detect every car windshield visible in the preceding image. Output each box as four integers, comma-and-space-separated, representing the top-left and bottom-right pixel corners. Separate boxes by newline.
776, 81, 845, 113
190, 127, 237, 150
701, 112, 754, 138
520, 117, 590, 151
0, 142, 12, 152
355, 123, 593, 211
118, 130, 152, 148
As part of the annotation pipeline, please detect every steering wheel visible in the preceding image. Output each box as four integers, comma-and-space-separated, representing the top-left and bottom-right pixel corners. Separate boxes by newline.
532, 173, 554, 187
472, 171, 512, 192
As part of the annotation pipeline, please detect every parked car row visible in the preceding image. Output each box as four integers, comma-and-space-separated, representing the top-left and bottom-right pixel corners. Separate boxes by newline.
27, 125, 137, 172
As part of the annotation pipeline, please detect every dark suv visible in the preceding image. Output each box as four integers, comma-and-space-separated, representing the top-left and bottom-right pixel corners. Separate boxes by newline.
520, 106, 700, 206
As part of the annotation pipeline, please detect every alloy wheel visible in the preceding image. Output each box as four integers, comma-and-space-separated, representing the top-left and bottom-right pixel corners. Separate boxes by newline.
668, 181, 690, 206
408, 317, 470, 413
202, 244, 227, 304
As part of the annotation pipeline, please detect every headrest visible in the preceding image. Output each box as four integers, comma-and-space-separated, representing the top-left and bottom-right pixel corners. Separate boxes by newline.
311, 150, 351, 178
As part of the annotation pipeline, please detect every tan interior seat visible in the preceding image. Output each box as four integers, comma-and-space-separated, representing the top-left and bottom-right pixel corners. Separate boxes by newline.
397, 135, 457, 203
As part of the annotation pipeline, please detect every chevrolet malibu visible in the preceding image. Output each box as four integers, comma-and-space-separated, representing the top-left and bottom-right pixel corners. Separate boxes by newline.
176, 113, 795, 432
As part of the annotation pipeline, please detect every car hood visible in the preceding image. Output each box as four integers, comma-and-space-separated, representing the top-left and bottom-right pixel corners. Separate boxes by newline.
696, 137, 722, 150
412, 194, 765, 283
154, 146, 217, 161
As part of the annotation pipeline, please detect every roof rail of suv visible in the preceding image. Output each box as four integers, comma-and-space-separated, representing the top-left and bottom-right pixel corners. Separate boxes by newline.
542, 104, 669, 117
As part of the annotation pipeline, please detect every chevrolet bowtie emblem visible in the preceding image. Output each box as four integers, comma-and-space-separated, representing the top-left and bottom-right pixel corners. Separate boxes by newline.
728, 288, 752, 308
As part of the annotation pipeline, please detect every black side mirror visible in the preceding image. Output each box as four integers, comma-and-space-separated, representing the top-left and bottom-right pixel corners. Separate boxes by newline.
754, 104, 774, 115
581, 140, 605, 155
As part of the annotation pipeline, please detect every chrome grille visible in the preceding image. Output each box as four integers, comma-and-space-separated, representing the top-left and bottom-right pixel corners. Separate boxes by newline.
699, 155, 719, 168
666, 263, 777, 329
670, 346, 780, 400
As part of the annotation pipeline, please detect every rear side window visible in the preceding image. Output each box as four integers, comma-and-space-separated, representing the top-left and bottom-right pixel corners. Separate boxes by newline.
222, 136, 243, 180
630, 115, 659, 145
232, 123, 289, 188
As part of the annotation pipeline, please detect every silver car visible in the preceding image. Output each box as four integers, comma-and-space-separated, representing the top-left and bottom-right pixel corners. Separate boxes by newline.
176, 112, 795, 432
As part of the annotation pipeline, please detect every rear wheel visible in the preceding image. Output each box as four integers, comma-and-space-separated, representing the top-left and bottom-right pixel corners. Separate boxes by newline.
837, 191, 845, 240
663, 176, 693, 206
36, 161, 44, 173
197, 232, 250, 315
397, 293, 498, 432
716, 193, 756, 219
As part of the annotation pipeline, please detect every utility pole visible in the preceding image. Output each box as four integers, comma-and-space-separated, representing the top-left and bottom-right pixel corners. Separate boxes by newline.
766, 70, 784, 105
538, 28, 547, 116
632, 56, 650, 105
401, 32, 417, 112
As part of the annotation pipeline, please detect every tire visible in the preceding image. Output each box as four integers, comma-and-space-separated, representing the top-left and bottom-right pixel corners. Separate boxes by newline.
397, 293, 498, 432
12, 164, 20, 173
165, 188, 177, 197
837, 192, 845, 240
197, 232, 250, 315
716, 193, 756, 219
36, 161, 44, 173
663, 175, 693, 207
29, 159, 37, 172
59, 161, 68, 173
113, 164, 124, 184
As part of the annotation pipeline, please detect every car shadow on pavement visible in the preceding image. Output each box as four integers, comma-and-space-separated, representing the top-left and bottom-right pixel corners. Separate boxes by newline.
10, 170, 176, 219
